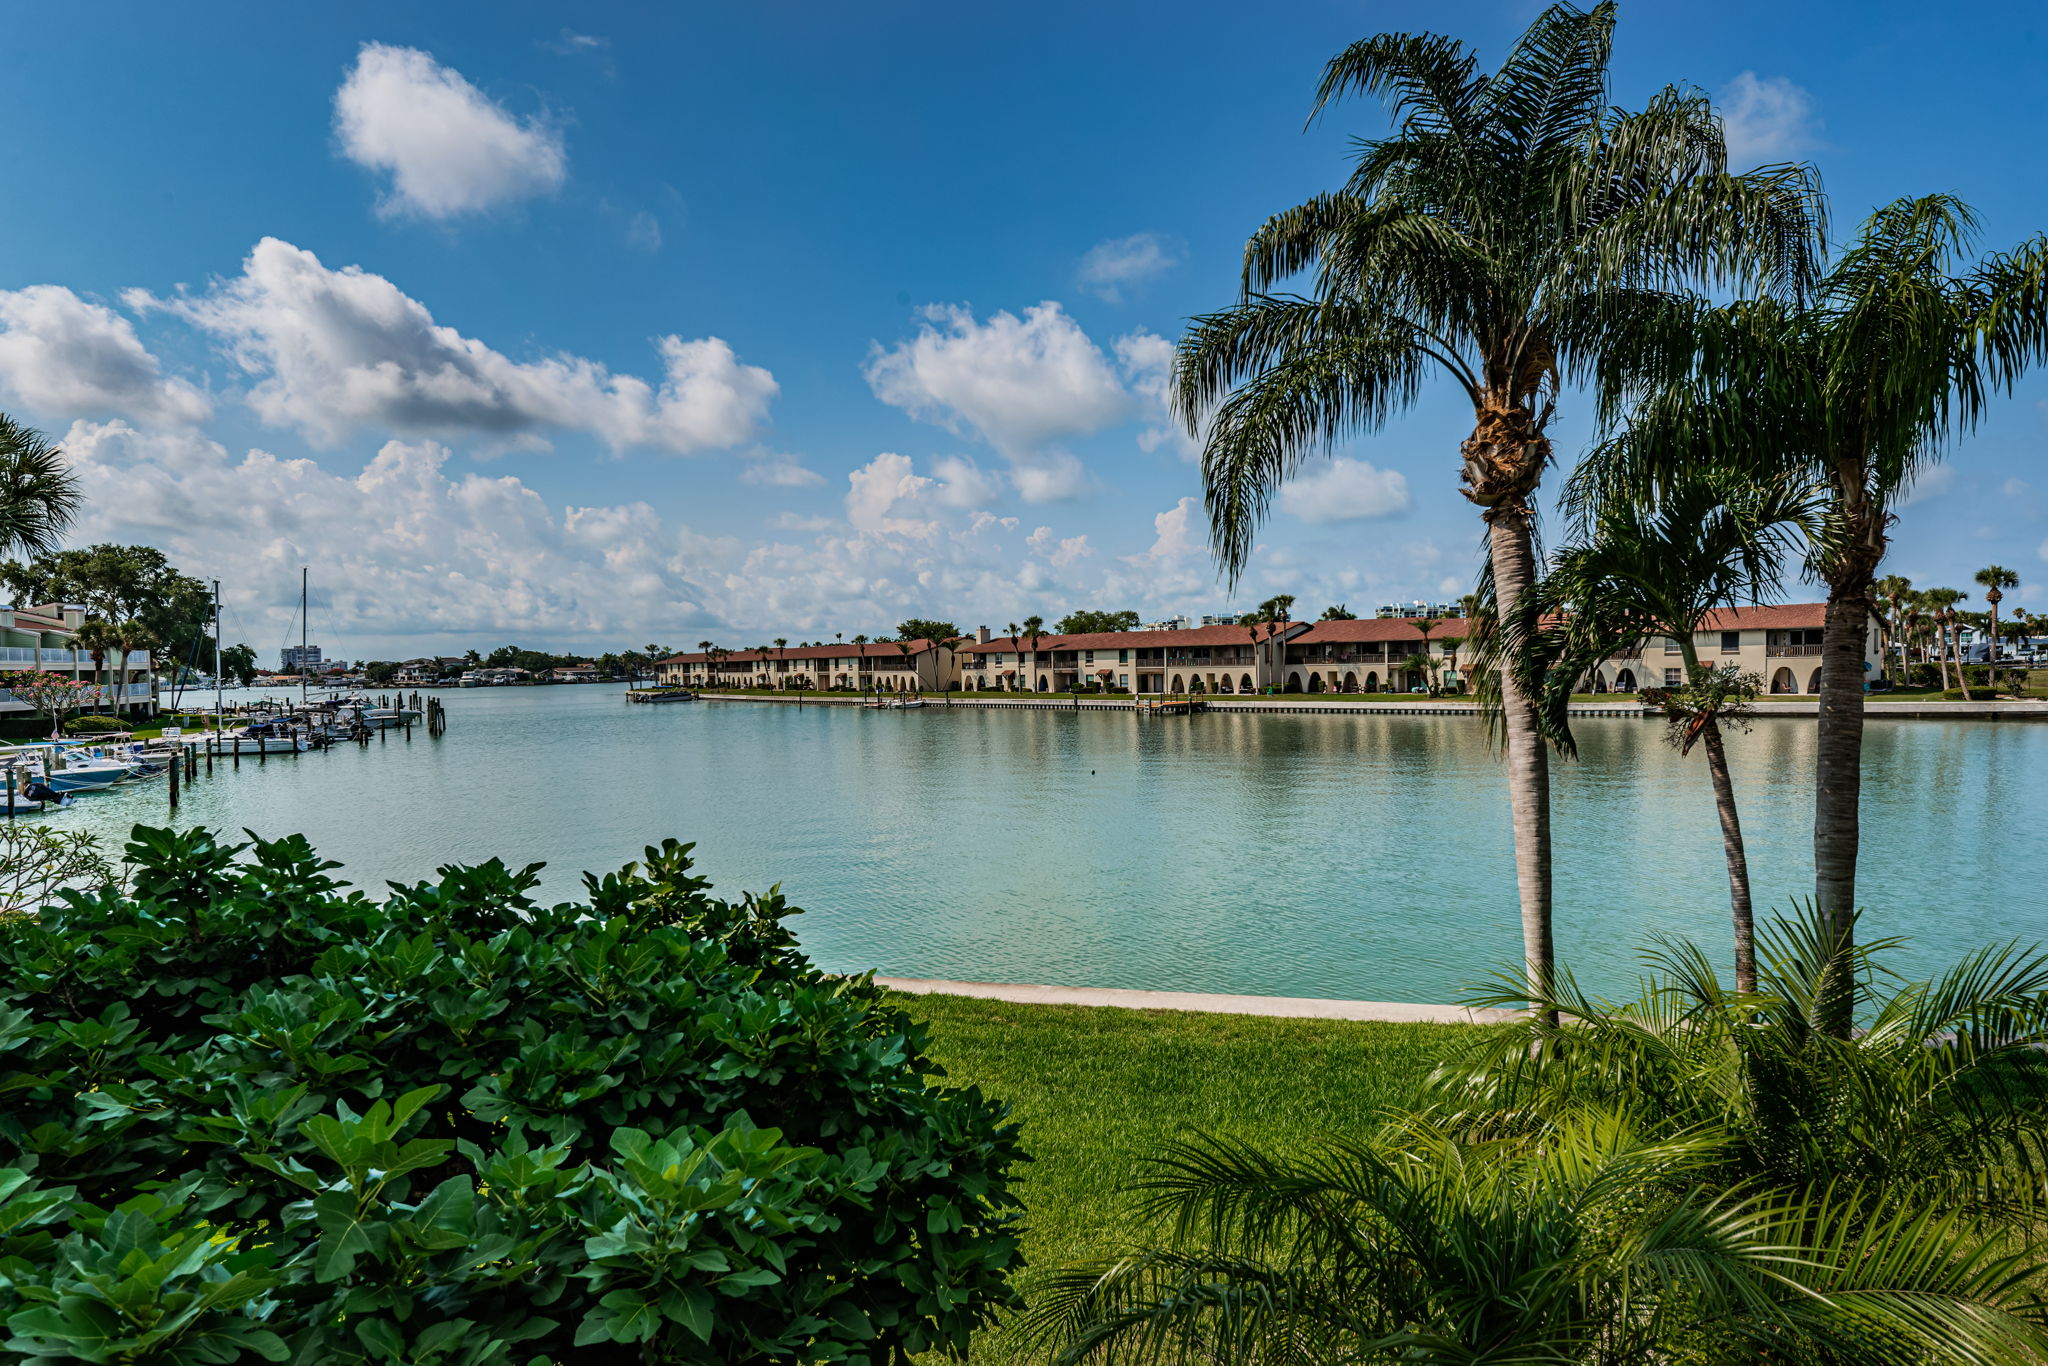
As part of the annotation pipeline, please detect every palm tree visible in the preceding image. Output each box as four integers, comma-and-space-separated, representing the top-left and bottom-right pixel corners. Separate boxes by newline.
1410, 616, 1441, 692
1399, 650, 1434, 692
1021, 614, 1045, 693
1002, 622, 1020, 692
1175, 3, 1822, 1010
1032, 1108, 2048, 1365
1923, 588, 1967, 698
1874, 573, 1912, 681
1513, 471, 1817, 990
1438, 633, 1465, 693
1976, 565, 2018, 682
1572, 197, 2048, 976
0, 415, 82, 561
113, 620, 161, 718
73, 619, 118, 715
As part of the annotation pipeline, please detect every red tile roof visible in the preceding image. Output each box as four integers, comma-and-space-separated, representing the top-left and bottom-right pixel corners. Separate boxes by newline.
1696, 603, 1830, 630
960, 623, 1303, 655
659, 639, 947, 665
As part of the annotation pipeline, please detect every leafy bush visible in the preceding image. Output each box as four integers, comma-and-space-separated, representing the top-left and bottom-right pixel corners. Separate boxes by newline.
0, 827, 1024, 1363
61, 714, 128, 735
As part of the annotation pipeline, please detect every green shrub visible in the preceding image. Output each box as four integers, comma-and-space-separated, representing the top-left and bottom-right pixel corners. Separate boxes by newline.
61, 714, 129, 735
0, 827, 1024, 1363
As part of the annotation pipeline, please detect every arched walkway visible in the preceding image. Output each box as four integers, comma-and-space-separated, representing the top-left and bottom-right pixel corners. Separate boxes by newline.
1036, 675, 1049, 692
1806, 667, 1823, 694
1308, 672, 1324, 693
1342, 671, 1358, 693
1216, 677, 1233, 694
1171, 674, 1184, 692
1284, 672, 1302, 693
1365, 671, 1379, 693
1240, 673, 1254, 693
1614, 668, 1637, 693
1770, 667, 1796, 694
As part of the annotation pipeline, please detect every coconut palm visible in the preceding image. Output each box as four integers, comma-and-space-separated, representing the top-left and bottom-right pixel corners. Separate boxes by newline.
1924, 588, 1968, 698
1976, 565, 2018, 680
0, 415, 82, 561
1021, 614, 1045, 693
1175, 3, 1823, 1009
113, 620, 161, 717
72, 619, 119, 715
1875, 573, 1912, 681
1031, 1104, 2048, 1366
1509, 470, 1819, 990
1570, 197, 2048, 972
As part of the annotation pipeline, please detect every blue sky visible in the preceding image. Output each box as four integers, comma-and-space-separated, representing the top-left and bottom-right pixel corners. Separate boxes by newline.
4, 1, 2045, 658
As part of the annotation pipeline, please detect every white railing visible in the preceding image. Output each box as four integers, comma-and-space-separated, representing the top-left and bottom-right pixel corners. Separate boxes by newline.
0, 649, 150, 669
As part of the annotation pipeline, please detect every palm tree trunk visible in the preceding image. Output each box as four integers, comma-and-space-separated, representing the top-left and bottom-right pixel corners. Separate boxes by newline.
1698, 717, 1755, 993
1486, 512, 1554, 1021
1814, 577, 1871, 1036
1948, 616, 1971, 700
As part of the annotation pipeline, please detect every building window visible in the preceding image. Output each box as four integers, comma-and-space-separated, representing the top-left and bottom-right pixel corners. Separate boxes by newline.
1119, 674, 1129, 687
1084, 650, 1094, 664
1663, 637, 1682, 654
1664, 668, 1682, 686
1118, 648, 1129, 663
1721, 631, 1740, 653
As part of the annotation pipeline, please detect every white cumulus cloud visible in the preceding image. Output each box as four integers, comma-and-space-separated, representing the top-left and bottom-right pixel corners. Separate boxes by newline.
0, 286, 210, 426
1720, 72, 1822, 168
738, 450, 825, 488
1077, 232, 1183, 302
865, 301, 1130, 455
141, 237, 775, 453
930, 455, 1003, 509
1277, 458, 1412, 524
334, 42, 568, 219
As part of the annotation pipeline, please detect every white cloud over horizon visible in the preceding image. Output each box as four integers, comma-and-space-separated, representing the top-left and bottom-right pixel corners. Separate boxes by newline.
334, 43, 568, 219
137, 237, 776, 454
1720, 71, 1823, 168
1277, 458, 1412, 524
1077, 232, 1183, 301
0, 286, 211, 427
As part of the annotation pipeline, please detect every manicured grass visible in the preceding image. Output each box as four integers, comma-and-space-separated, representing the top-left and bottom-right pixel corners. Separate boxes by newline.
900, 992, 1475, 1362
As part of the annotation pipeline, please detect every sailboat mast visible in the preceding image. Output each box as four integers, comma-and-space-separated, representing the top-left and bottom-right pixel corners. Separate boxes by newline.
300, 566, 308, 707
212, 580, 222, 727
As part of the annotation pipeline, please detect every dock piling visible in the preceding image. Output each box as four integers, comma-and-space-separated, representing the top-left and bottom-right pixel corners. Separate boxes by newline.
168, 745, 180, 809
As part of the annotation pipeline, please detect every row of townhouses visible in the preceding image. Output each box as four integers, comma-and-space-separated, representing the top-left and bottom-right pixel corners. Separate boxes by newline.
656, 604, 1878, 696
0, 603, 155, 716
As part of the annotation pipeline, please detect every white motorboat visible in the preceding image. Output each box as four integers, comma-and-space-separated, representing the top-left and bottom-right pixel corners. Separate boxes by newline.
886, 698, 925, 708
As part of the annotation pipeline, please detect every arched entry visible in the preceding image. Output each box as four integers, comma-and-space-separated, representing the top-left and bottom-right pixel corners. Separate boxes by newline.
1036, 675, 1049, 692
1614, 668, 1637, 693
1308, 672, 1324, 693
1770, 667, 1796, 694
1806, 667, 1823, 694
1342, 671, 1358, 693
1284, 672, 1302, 693
1240, 673, 1254, 693
1365, 671, 1379, 693
1216, 676, 1233, 694
1171, 674, 1184, 692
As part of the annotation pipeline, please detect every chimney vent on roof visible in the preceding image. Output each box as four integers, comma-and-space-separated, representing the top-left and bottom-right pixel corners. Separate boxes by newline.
977, 624, 990, 644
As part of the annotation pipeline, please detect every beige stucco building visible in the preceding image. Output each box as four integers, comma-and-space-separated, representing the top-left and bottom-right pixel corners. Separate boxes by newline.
656, 639, 959, 692
1574, 603, 1879, 696
957, 624, 1307, 694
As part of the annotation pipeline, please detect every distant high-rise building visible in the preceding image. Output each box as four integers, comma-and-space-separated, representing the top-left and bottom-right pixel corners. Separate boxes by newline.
281, 644, 323, 671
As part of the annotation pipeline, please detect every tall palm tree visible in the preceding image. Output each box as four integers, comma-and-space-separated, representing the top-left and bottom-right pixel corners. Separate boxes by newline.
113, 620, 161, 717
1513, 471, 1818, 990
73, 619, 118, 716
0, 415, 82, 561
1175, 3, 1822, 1009
1923, 588, 1966, 698
1021, 614, 1045, 693
1874, 573, 1912, 681
1976, 565, 2017, 680
1410, 616, 1441, 692
1002, 622, 1020, 692
1572, 196, 2048, 982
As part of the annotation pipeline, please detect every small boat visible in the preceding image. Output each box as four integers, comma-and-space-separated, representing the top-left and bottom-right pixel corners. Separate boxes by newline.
887, 698, 925, 709
626, 689, 696, 703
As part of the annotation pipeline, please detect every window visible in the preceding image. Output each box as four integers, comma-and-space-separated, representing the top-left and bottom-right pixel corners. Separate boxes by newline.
1663, 637, 1682, 654
1664, 668, 1682, 686
1084, 650, 1094, 664
1118, 648, 1129, 663
1721, 631, 1741, 654
1118, 674, 1129, 687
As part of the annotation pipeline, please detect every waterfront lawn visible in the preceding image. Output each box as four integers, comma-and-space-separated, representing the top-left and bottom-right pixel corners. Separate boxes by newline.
901, 992, 1474, 1361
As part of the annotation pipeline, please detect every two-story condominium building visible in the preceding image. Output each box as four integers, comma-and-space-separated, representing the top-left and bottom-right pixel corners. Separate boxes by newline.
1574, 603, 1880, 695
958, 623, 1309, 694
0, 603, 155, 716
1285, 617, 1482, 694
656, 639, 959, 692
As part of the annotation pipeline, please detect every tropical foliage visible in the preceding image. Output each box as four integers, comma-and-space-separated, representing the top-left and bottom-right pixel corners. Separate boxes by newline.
0, 827, 1025, 1362
0, 415, 81, 563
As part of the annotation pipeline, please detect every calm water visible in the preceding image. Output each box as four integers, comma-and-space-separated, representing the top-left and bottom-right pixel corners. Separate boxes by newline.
46, 685, 2048, 1004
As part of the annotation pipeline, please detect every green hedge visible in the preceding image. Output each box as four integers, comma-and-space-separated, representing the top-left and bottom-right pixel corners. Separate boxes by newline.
0, 827, 1024, 1363
61, 715, 130, 735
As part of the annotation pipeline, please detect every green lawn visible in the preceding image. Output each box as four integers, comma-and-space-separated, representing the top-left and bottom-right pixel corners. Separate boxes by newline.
901, 992, 1475, 1362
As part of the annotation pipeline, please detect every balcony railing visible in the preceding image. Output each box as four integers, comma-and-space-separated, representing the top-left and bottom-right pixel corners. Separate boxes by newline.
1767, 644, 1825, 657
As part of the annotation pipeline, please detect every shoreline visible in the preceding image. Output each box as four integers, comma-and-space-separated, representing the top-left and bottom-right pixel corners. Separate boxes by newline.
876, 976, 1518, 1025
691, 691, 2048, 720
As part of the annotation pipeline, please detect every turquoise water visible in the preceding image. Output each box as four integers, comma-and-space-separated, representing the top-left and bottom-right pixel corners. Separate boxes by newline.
46, 685, 2048, 1005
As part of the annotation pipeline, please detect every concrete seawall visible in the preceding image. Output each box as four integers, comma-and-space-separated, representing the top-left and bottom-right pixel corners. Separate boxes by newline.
694, 692, 2048, 720
876, 976, 1520, 1025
